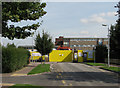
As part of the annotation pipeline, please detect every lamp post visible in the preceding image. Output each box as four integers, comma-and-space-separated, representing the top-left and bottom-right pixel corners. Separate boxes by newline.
32, 30, 37, 63
31, 32, 35, 63
32, 36, 34, 62
102, 24, 110, 67
93, 46, 96, 63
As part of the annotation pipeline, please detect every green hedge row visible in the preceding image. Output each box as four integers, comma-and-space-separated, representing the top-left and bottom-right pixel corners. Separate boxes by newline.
95, 45, 107, 63
2, 46, 30, 73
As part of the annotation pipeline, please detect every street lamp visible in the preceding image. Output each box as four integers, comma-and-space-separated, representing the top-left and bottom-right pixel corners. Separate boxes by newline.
93, 46, 96, 63
102, 24, 110, 67
31, 30, 37, 63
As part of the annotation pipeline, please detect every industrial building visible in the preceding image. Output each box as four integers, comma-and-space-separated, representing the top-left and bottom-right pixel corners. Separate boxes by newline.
55, 36, 108, 51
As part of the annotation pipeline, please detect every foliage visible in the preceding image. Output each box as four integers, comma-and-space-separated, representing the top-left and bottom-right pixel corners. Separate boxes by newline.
95, 45, 107, 63
9, 84, 44, 88
86, 63, 106, 66
35, 31, 54, 56
2, 2, 47, 40
2, 45, 30, 73
27, 64, 50, 75
110, 24, 120, 59
100, 66, 120, 72
110, 2, 120, 59
7, 43, 16, 47
0, 43, 1, 72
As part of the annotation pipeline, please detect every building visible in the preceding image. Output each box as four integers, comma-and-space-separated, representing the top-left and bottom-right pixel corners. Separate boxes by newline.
55, 36, 108, 51
18, 45, 35, 49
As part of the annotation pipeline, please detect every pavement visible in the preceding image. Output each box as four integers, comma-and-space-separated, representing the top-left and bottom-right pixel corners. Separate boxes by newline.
2, 62, 42, 77
1, 62, 120, 88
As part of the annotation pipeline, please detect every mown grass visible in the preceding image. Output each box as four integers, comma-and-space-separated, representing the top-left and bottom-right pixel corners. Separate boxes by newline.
86, 63, 106, 66
27, 64, 50, 75
100, 66, 120, 72
8, 84, 43, 88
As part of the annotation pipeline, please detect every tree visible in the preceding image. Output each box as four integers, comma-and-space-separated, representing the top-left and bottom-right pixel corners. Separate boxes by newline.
110, 2, 120, 59
95, 45, 107, 63
115, 1, 120, 58
35, 31, 54, 61
7, 43, 16, 48
110, 24, 120, 59
2, 2, 47, 40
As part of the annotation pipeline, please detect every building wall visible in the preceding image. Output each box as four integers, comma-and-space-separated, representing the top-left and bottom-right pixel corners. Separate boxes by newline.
63, 38, 70, 47
70, 41, 97, 45
70, 40, 97, 50
55, 36, 108, 51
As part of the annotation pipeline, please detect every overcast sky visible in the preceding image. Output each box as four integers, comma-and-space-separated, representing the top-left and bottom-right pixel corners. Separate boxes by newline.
1, 2, 118, 47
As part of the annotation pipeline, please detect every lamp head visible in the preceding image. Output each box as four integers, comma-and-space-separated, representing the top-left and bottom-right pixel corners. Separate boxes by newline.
102, 24, 107, 26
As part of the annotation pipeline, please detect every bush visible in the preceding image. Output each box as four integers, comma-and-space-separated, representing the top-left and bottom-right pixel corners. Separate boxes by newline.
2, 45, 30, 73
7, 43, 16, 48
0, 44, 2, 73
95, 45, 107, 63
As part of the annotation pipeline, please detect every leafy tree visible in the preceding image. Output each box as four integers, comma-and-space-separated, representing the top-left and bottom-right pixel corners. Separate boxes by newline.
2, 2, 47, 40
95, 45, 107, 63
110, 24, 120, 59
7, 43, 16, 48
110, 2, 120, 59
35, 31, 54, 61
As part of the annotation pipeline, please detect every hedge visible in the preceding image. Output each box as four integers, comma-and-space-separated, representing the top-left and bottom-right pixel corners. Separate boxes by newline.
2, 46, 30, 73
95, 45, 107, 63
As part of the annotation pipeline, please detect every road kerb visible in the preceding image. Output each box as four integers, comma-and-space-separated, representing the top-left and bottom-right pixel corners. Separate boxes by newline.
62, 80, 66, 84
0, 83, 15, 86
85, 64, 107, 72
69, 83, 72, 86
11, 74, 27, 76
59, 73, 61, 76
56, 75, 59, 79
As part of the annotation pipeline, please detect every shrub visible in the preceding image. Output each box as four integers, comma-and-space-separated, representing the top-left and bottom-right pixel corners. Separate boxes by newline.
95, 45, 107, 63
2, 45, 30, 73
7, 43, 16, 48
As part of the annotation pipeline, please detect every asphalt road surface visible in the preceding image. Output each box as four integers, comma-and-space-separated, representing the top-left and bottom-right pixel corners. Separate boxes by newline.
2, 62, 119, 87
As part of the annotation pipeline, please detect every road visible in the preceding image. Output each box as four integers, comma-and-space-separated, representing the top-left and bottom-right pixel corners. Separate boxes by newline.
2, 62, 119, 87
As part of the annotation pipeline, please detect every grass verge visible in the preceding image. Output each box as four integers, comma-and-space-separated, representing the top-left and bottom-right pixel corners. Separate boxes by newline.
86, 63, 106, 66
100, 66, 120, 73
27, 64, 50, 75
8, 84, 43, 88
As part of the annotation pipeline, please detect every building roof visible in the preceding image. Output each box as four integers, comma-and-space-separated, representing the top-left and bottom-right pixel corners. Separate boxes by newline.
56, 37, 108, 39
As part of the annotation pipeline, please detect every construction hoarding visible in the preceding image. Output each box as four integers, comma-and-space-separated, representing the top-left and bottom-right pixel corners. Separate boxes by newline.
78, 50, 83, 62
49, 50, 73, 62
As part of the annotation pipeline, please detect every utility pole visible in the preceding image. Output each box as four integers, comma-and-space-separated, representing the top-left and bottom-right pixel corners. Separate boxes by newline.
102, 24, 110, 67
108, 26, 110, 67
32, 36, 34, 62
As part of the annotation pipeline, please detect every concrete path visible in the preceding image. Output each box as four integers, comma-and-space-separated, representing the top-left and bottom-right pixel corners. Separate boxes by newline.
2, 62, 42, 77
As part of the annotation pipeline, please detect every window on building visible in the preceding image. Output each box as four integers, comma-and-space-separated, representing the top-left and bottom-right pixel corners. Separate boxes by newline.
104, 39, 108, 41
74, 45, 76, 47
80, 45, 83, 47
83, 45, 87, 47
64, 42, 68, 45
87, 45, 91, 47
